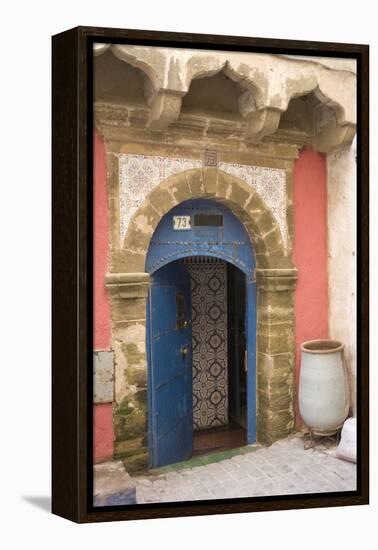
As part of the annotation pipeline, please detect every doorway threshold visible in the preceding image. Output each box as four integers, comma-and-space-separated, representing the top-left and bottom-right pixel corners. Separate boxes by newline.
193, 422, 247, 457
148, 442, 261, 476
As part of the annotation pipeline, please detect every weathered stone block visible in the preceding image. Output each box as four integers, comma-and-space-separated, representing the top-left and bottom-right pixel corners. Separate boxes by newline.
106, 153, 120, 198
123, 221, 152, 253
267, 250, 292, 269
111, 250, 146, 274
122, 341, 147, 387
111, 297, 147, 323
227, 180, 251, 207
109, 197, 120, 249
257, 352, 294, 419
147, 91, 182, 130
256, 268, 298, 292
93, 460, 136, 506
259, 304, 294, 324
114, 390, 148, 441
94, 351, 114, 404
185, 169, 204, 196
257, 408, 295, 444
257, 210, 278, 236
244, 225, 268, 255
216, 171, 232, 199
257, 352, 294, 382
170, 181, 191, 204
258, 287, 288, 308
148, 186, 176, 215
113, 436, 145, 456
125, 363, 147, 387
106, 273, 150, 300
254, 252, 270, 268
262, 227, 283, 253
257, 322, 294, 355
132, 202, 161, 236
122, 449, 149, 473
245, 193, 266, 222
286, 201, 294, 243
258, 385, 293, 413
203, 167, 218, 195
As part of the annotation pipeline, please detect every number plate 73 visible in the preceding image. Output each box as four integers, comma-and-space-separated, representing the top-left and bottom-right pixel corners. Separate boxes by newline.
173, 215, 191, 230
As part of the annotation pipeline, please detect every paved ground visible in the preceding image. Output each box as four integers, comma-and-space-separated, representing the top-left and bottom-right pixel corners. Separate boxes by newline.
132, 435, 356, 504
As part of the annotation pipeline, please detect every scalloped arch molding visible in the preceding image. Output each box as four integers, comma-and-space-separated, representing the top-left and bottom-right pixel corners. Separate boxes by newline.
95, 44, 356, 150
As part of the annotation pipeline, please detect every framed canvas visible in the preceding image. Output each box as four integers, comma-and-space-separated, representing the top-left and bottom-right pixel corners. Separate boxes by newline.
52, 26, 369, 523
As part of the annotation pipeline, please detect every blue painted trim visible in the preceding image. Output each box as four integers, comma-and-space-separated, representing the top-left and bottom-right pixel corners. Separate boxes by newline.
146, 199, 255, 278
246, 279, 257, 444
146, 290, 155, 467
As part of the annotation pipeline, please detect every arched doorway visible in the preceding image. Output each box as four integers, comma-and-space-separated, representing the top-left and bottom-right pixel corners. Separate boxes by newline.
146, 199, 256, 468
106, 167, 297, 472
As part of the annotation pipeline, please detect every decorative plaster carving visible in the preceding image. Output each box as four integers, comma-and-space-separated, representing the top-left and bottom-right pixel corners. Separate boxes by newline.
118, 154, 288, 248
147, 91, 183, 131
244, 108, 282, 141
105, 272, 150, 298
314, 104, 356, 153
95, 44, 357, 134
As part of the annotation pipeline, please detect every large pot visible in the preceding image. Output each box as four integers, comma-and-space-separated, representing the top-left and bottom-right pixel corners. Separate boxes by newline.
299, 339, 350, 436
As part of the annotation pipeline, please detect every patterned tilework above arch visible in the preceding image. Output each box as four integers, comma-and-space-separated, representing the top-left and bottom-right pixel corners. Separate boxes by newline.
218, 162, 287, 245
118, 154, 287, 247
118, 155, 201, 242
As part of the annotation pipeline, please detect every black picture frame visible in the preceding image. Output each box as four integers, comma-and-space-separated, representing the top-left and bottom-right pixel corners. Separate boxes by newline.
52, 26, 369, 523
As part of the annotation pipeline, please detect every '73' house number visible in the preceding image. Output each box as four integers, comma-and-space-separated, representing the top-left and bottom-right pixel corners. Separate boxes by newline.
173, 215, 191, 230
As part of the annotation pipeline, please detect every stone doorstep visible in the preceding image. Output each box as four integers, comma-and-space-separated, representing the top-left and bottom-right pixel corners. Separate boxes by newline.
93, 460, 136, 506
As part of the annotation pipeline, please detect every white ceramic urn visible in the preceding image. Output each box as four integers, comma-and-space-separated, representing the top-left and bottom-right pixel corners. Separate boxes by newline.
299, 339, 350, 436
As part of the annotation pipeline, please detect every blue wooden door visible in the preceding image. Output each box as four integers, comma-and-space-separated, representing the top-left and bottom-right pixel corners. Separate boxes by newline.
148, 261, 193, 468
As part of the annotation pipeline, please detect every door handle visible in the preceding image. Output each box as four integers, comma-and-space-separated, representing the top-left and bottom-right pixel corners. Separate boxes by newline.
180, 345, 189, 358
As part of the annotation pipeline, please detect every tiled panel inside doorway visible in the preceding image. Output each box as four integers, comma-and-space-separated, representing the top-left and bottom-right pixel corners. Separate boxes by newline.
185, 258, 228, 431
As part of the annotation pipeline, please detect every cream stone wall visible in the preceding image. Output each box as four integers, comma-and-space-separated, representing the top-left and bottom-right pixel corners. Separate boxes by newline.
327, 139, 357, 414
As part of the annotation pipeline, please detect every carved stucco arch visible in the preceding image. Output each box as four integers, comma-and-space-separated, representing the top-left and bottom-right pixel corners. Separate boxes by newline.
122, 168, 290, 271
95, 45, 356, 147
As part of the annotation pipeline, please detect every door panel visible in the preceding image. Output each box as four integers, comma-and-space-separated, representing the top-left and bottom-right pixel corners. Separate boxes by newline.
148, 262, 193, 468
228, 264, 246, 421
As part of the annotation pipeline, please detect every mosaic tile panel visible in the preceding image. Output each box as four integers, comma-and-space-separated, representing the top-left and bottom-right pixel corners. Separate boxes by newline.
118, 155, 201, 242
218, 162, 287, 246
118, 154, 287, 247
186, 259, 228, 430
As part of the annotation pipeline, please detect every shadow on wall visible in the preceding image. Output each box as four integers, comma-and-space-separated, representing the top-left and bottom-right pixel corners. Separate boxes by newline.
22, 496, 51, 513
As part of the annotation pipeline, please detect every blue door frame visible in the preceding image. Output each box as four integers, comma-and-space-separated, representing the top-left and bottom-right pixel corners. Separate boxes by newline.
246, 278, 257, 444
146, 199, 256, 467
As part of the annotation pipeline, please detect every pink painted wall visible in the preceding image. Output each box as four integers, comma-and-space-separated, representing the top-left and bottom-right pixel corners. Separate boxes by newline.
94, 130, 113, 462
94, 404, 114, 463
94, 130, 111, 351
293, 147, 329, 426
